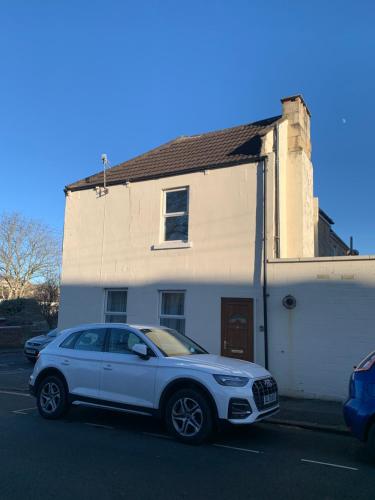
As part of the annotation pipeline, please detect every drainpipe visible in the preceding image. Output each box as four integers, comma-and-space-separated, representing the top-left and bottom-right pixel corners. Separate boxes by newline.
274, 125, 280, 258
262, 157, 269, 370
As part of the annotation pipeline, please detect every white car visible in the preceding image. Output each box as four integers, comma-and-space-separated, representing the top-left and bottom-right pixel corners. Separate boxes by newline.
29, 323, 279, 443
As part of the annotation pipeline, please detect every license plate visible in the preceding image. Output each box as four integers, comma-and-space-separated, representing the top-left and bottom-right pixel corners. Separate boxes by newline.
25, 349, 36, 355
264, 393, 277, 405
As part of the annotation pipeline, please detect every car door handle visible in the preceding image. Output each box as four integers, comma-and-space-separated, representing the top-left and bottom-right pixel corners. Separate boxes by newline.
103, 364, 113, 371
61, 360, 70, 366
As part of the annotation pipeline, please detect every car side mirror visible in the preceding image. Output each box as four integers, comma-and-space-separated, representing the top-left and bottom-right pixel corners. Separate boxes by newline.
132, 343, 149, 359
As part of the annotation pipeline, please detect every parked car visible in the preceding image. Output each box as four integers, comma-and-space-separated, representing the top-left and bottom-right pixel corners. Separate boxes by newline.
24, 328, 60, 362
29, 323, 279, 444
343, 351, 375, 455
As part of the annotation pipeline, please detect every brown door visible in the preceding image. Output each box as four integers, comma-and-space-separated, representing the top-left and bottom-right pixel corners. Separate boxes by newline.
221, 298, 253, 361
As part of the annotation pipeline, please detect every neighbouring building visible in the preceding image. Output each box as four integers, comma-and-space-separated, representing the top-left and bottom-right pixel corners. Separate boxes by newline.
59, 95, 374, 401
317, 209, 349, 256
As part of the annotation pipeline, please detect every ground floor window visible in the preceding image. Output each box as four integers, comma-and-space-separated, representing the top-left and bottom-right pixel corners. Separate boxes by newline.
159, 291, 185, 334
104, 289, 127, 323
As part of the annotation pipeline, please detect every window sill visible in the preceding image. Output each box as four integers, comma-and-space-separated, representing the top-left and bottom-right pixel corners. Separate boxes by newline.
151, 241, 193, 251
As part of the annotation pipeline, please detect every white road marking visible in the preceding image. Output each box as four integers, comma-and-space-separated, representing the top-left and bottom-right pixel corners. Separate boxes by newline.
301, 459, 358, 471
12, 407, 36, 414
84, 422, 114, 430
0, 390, 31, 397
213, 444, 262, 454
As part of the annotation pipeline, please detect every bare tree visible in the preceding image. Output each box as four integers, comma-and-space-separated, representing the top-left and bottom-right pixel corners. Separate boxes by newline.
34, 274, 60, 328
0, 212, 60, 299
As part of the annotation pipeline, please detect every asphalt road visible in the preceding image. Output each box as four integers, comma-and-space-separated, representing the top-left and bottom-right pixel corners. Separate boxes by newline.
0, 352, 374, 500
0, 351, 32, 391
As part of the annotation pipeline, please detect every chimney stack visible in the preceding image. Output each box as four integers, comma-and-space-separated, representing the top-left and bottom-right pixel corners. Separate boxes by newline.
281, 94, 311, 159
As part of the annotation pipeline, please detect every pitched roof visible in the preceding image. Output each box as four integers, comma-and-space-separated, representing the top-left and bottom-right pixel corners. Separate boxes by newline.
66, 115, 282, 191
319, 208, 335, 225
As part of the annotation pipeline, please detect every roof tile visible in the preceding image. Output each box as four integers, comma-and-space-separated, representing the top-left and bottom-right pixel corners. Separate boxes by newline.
67, 115, 281, 191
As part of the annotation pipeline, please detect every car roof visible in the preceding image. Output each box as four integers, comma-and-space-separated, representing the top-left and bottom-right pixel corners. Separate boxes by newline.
61, 323, 161, 331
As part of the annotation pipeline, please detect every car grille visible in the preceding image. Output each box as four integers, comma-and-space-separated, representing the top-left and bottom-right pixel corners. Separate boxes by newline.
27, 342, 41, 347
252, 377, 278, 411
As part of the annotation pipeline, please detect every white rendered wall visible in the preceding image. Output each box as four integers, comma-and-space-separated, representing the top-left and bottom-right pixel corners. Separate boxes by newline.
268, 257, 375, 400
59, 162, 266, 363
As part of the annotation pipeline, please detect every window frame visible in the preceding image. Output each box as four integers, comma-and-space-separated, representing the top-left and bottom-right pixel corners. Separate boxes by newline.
104, 288, 128, 323
162, 187, 189, 242
159, 290, 186, 334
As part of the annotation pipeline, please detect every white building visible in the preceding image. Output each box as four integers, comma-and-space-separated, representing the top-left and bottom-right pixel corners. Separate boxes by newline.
59, 95, 374, 401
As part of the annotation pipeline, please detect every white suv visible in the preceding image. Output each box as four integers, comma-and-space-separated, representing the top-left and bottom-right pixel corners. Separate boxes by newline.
29, 323, 279, 444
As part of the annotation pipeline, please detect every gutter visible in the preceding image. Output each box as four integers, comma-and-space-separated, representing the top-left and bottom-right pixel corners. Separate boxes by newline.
64, 157, 263, 194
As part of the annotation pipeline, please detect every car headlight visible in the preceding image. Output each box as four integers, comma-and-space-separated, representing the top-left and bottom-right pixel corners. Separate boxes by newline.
213, 374, 249, 387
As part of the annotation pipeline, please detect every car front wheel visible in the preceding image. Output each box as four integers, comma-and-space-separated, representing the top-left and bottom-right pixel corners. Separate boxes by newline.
165, 388, 213, 444
37, 375, 69, 420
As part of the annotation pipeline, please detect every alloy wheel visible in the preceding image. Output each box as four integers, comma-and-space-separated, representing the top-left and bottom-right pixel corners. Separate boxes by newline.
171, 397, 203, 437
40, 382, 61, 414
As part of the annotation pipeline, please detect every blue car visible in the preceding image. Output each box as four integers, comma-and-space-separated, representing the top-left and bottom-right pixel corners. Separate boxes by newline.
343, 351, 375, 455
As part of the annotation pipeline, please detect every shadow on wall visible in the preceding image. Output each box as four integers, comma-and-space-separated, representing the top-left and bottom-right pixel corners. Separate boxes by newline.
59, 276, 375, 401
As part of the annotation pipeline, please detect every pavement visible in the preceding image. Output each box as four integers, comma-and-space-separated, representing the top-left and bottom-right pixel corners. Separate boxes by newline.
268, 396, 348, 434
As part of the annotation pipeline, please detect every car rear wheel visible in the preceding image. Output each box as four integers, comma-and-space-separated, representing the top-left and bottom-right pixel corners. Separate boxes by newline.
368, 423, 375, 457
165, 388, 213, 444
37, 375, 69, 419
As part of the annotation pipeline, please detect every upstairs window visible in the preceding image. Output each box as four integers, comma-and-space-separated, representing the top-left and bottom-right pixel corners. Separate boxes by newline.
104, 289, 127, 323
163, 188, 189, 242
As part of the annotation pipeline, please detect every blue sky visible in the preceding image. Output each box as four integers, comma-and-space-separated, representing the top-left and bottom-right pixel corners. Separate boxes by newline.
1, 0, 374, 253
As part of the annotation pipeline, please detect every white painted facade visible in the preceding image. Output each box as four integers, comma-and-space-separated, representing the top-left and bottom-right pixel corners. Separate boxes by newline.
59, 162, 266, 358
59, 95, 372, 401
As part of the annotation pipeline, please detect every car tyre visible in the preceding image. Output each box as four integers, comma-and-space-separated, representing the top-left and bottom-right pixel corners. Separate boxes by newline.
368, 423, 375, 457
165, 388, 213, 444
36, 375, 69, 420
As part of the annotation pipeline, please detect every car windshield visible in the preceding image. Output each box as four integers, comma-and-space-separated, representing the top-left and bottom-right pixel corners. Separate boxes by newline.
140, 327, 207, 357
47, 329, 59, 338
356, 351, 375, 371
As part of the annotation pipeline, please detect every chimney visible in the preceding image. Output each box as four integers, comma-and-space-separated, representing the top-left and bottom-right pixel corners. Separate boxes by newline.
281, 94, 311, 159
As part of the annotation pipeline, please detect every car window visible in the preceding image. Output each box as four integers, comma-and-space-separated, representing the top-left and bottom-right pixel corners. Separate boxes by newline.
60, 333, 78, 349
60, 329, 107, 351
107, 328, 146, 354
356, 351, 375, 371
141, 327, 207, 357
74, 329, 106, 352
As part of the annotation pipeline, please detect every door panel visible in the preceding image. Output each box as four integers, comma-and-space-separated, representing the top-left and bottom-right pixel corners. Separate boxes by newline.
221, 298, 253, 361
99, 328, 158, 408
60, 328, 107, 398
